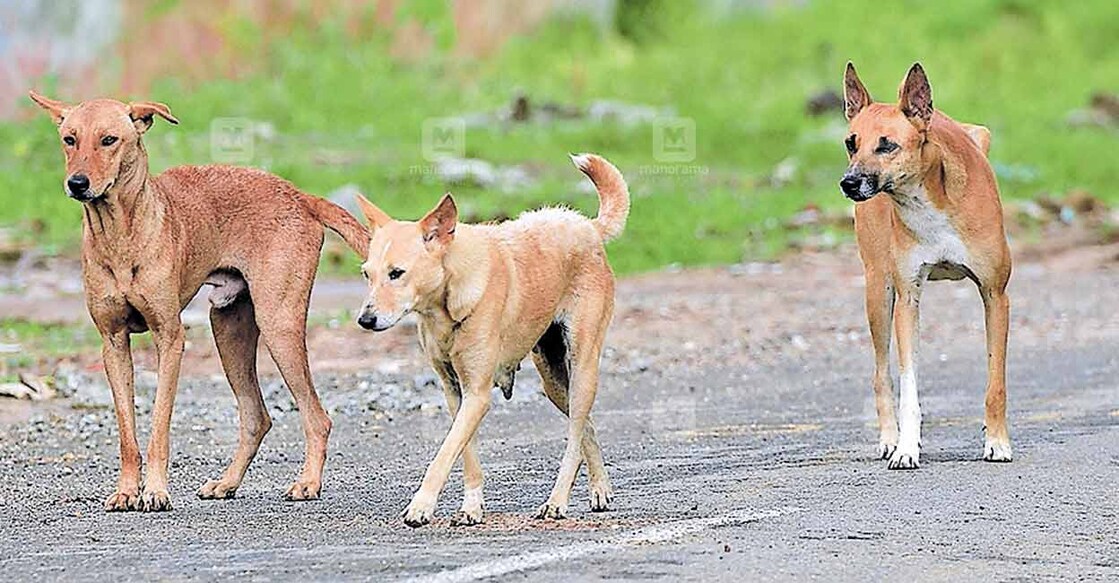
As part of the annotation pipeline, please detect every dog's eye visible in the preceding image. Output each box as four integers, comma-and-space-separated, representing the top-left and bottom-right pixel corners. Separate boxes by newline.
101, 136, 119, 147
388, 268, 405, 281
875, 137, 898, 154
63, 135, 76, 147
845, 134, 858, 154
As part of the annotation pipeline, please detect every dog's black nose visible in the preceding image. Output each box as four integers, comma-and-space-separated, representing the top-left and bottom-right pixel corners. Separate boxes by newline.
357, 313, 378, 330
840, 173, 879, 201
839, 175, 861, 197
67, 174, 91, 197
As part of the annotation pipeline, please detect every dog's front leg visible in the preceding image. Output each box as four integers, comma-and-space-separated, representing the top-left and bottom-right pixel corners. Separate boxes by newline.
101, 328, 142, 511
435, 372, 486, 526
865, 272, 898, 459
890, 279, 924, 470
140, 319, 185, 511
403, 371, 492, 528
981, 287, 1012, 462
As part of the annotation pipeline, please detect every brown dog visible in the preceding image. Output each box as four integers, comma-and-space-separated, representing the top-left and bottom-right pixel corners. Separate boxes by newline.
29, 91, 369, 510
354, 153, 628, 527
840, 63, 1012, 469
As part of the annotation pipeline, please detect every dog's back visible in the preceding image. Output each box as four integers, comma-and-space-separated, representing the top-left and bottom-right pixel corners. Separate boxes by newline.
153, 165, 368, 267
485, 153, 629, 271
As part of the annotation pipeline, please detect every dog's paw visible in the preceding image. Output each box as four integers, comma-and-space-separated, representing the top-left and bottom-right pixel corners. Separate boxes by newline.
197, 478, 238, 500
589, 480, 613, 512
450, 508, 484, 527
983, 439, 1013, 462
450, 488, 484, 526
283, 480, 321, 501
139, 488, 172, 512
887, 445, 920, 470
104, 488, 140, 512
876, 441, 898, 460
535, 502, 568, 520
402, 499, 436, 528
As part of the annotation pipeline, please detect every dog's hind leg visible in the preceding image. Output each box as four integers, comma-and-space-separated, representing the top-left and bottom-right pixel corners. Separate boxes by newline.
865, 270, 898, 459
251, 256, 332, 501
536, 294, 612, 519
198, 297, 271, 500
433, 363, 486, 526
533, 323, 612, 512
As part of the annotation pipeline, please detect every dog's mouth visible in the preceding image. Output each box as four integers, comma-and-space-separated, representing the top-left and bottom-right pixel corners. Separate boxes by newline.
357, 310, 405, 332
845, 189, 878, 203
67, 181, 113, 203
881, 174, 906, 195
840, 176, 881, 202
68, 189, 104, 203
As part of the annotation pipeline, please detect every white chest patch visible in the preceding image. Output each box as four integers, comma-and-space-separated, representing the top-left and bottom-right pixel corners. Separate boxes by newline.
891, 186, 970, 281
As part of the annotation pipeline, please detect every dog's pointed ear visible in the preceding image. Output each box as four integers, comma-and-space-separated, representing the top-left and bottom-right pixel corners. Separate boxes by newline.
843, 62, 872, 121
355, 194, 392, 229
28, 91, 72, 125
898, 63, 933, 130
419, 193, 458, 248
129, 101, 179, 134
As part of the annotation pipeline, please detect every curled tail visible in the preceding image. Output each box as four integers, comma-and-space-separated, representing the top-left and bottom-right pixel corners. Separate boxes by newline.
303, 196, 371, 259
569, 153, 630, 242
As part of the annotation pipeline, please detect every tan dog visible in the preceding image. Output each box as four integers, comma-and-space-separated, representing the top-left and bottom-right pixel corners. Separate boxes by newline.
840, 63, 1012, 469
29, 91, 369, 510
354, 154, 628, 527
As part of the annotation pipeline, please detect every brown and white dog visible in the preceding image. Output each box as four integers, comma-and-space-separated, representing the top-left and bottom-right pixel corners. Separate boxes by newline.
840, 63, 1012, 469
29, 91, 369, 510
354, 154, 628, 526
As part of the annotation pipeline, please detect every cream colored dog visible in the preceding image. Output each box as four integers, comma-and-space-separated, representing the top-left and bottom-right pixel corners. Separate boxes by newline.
354, 153, 629, 527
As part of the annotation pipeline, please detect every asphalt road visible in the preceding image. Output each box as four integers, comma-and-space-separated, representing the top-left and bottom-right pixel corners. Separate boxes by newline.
2, 252, 1117, 581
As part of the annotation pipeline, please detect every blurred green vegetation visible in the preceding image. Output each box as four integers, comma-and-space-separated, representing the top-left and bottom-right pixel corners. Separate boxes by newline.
0, 318, 101, 375
1, 0, 1115, 274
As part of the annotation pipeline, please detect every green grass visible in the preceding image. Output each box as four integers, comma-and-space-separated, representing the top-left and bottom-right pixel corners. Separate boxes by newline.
1, 0, 1115, 274
0, 319, 102, 374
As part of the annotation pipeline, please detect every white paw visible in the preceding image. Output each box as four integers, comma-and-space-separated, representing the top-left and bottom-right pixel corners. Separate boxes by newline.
876, 441, 898, 460
589, 479, 613, 512
887, 444, 920, 470
535, 501, 567, 520
402, 496, 436, 528
451, 488, 484, 526
983, 439, 1013, 462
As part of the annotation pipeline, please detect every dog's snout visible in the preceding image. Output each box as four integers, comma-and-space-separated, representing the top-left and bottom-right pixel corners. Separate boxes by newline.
840, 172, 880, 202
357, 312, 379, 330
67, 174, 91, 197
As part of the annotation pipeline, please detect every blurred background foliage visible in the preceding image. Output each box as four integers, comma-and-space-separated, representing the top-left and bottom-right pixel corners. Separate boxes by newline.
0, 0, 1115, 274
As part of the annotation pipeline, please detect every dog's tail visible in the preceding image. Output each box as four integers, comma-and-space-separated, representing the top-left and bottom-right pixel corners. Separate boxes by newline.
303, 196, 371, 259
570, 153, 630, 242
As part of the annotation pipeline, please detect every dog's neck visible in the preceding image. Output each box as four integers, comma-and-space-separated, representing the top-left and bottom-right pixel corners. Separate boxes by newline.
82, 142, 162, 258
887, 156, 959, 246
416, 228, 491, 325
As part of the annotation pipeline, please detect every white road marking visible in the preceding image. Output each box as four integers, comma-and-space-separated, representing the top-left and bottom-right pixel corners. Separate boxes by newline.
402, 506, 800, 583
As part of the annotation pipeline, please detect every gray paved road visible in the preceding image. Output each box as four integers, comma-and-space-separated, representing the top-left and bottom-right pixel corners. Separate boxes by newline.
2, 255, 1117, 581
